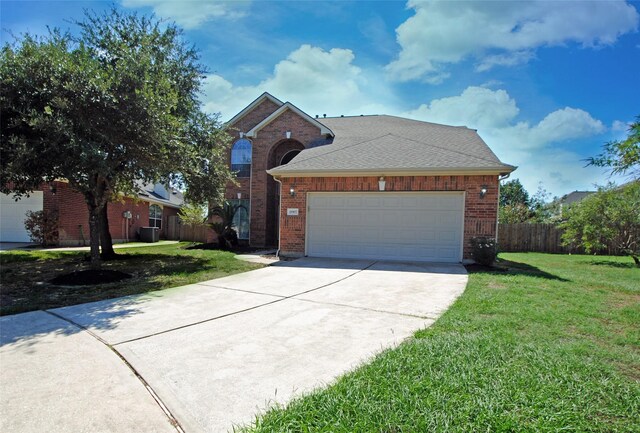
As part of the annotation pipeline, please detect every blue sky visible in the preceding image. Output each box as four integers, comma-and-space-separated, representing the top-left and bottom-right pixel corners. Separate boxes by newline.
2, 0, 639, 197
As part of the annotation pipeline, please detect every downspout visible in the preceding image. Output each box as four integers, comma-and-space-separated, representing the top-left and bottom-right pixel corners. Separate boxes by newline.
495, 172, 511, 247
273, 176, 283, 258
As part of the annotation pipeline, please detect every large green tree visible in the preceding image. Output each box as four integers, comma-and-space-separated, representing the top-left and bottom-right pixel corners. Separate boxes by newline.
586, 116, 640, 179
499, 178, 532, 223
1, 9, 232, 263
499, 179, 558, 224
560, 182, 640, 267
499, 178, 530, 208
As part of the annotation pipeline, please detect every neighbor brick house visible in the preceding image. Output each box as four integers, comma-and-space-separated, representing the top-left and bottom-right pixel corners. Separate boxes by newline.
0, 181, 182, 245
224, 92, 515, 263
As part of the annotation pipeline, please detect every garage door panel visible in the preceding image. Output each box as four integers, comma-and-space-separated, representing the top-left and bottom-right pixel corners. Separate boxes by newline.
307, 192, 464, 263
0, 192, 44, 242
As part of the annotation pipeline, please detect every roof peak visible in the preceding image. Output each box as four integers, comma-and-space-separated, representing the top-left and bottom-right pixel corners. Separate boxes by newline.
246, 101, 334, 138
225, 92, 284, 126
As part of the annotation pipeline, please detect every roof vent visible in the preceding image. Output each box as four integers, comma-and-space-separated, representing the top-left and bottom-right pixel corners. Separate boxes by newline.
340, 115, 344, 117
315, 115, 319, 119
323, 114, 326, 118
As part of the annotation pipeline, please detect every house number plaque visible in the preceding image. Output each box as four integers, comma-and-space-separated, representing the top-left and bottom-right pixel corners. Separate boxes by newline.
287, 208, 299, 216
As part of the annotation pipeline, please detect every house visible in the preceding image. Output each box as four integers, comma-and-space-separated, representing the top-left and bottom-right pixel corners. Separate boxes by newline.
223, 92, 515, 263
559, 190, 595, 207
0, 181, 183, 245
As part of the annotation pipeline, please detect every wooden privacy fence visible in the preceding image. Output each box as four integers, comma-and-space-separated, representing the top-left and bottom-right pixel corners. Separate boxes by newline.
498, 223, 628, 255
498, 223, 569, 253
166, 215, 213, 243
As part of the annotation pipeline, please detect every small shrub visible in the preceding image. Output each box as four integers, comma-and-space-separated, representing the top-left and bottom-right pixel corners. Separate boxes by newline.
210, 221, 238, 250
24, 209, 59, 245
470, 236, 497, 266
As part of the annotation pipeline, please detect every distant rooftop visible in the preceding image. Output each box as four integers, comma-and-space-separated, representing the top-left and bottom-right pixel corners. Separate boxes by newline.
560, 190, 595, 205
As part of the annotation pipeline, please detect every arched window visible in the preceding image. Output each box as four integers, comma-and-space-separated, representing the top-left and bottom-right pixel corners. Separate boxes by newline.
280, 150, 301, 165
231, 200, 250, 240
231, 138, 252, 178
149, 204, 162, 228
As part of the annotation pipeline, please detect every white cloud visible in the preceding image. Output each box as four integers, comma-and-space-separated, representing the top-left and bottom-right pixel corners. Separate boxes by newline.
121, 0, 249, 29
405, 86, 519, 128
202, 44, 396, 119
387, 0, 639, 81
404, 86, 608, 195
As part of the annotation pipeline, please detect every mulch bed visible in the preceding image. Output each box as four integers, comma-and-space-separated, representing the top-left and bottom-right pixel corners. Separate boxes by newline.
49, 269, 132, 286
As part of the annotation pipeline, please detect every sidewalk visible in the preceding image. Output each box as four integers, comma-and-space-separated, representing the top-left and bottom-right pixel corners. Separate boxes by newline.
1, 240, 180, 253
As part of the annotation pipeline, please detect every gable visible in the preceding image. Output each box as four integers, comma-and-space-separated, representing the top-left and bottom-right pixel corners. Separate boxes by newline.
246, 103, 334, 138
226, 92, 283, 135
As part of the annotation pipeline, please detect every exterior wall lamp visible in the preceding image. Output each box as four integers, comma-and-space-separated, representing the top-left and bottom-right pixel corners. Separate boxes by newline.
480, 185, 488, 198
286, 131, 292, 139
289, 186, 296, 197
237, 192, 242, 199
378, 176, 386, 191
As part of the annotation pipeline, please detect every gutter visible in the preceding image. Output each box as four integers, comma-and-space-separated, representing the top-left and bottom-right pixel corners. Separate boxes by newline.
272, 176, 283, 258
267, 165, 518, 178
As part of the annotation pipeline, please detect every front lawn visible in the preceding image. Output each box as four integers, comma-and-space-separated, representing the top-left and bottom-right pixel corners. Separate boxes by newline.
242, 253, 639, 432
0, 242, 261, 316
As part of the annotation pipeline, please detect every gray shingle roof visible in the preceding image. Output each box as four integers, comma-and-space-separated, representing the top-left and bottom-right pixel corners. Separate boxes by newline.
136, 182, 184, 208
560, 191, 595, 205
268, 115, 515, 176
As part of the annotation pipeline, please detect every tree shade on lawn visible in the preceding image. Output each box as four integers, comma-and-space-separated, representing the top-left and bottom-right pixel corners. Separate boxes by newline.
0, 8, 233, 264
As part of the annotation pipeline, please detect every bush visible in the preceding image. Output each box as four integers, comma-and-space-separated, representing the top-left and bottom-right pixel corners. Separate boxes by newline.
470, 236, 497, 266
209, 221, 238, 250
24, 209, 59, 245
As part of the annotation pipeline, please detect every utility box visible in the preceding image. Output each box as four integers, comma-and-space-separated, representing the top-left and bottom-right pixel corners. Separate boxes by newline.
140, 227, 160, 243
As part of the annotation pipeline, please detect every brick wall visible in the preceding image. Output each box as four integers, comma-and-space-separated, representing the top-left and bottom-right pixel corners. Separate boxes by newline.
276, 175, 499, 260
44, 181, 179, 246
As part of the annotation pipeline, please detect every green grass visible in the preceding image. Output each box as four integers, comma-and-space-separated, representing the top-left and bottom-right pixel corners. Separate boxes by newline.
241, 253, 640, 433
0, 242, 261, 315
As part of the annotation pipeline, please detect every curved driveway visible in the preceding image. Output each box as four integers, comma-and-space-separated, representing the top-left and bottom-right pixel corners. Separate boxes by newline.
1, 258, 467, 433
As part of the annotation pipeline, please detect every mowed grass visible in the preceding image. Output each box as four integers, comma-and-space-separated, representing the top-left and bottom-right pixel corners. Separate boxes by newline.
0, 242, 261, 315
241, 253, 640, 433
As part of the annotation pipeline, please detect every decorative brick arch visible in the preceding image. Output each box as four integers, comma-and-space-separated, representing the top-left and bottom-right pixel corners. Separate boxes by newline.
265, 139, 305, 246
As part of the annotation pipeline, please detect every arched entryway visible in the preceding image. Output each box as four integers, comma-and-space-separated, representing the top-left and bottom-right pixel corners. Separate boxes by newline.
266, 139, 304, 246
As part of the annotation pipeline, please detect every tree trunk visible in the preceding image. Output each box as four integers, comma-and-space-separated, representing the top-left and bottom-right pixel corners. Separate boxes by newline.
632, 255, 639, 268
82, 176, 111, 265
99, 204, 117, 260
87, 203, 102, 265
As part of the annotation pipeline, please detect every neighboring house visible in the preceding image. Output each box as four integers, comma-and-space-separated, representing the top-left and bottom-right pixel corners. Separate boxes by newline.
559, 190, 595, 208
224, 92, 515, 263
0, 181, 183, 245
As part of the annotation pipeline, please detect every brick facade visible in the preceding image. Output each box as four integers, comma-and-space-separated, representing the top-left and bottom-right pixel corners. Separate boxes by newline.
276, 175, 499, 261
43, 181, 179, 246
225, 99, 325, 246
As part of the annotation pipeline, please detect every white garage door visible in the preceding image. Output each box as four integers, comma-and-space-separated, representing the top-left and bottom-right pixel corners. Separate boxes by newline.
0, 192, 43, 242
306, 192, 464, 263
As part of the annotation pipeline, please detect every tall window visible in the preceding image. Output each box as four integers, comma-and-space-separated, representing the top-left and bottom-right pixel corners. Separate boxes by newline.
231, 138, 252, 178
149, 204, 163, 228
229, 199, 250, 240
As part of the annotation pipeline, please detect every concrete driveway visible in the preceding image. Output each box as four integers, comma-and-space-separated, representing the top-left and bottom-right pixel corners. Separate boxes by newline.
0, 258, 467, 433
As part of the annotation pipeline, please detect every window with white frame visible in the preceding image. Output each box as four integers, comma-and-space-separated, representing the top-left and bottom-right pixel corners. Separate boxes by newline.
149, 204, 163, 228
231, 138, 252, 178
229, 199, 250, 240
